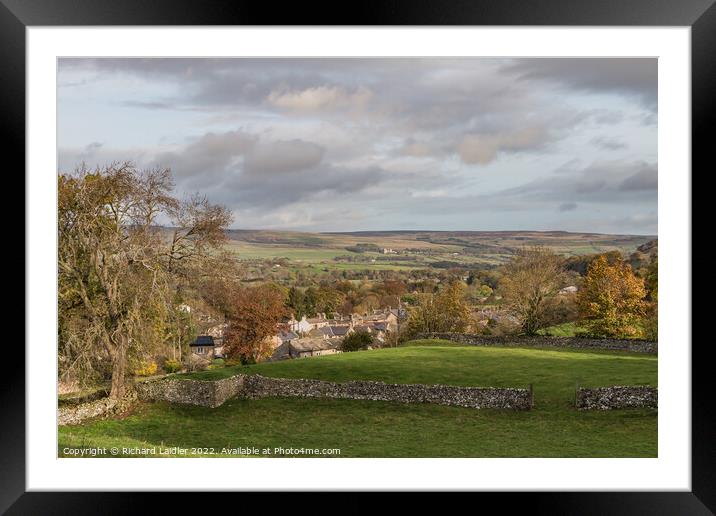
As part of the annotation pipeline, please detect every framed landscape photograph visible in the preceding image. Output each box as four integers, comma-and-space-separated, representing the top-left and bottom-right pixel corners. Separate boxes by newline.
10, 0, 711, 512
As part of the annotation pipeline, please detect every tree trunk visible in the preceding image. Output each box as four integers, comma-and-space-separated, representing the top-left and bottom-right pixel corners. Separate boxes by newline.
110, 340, 128, 399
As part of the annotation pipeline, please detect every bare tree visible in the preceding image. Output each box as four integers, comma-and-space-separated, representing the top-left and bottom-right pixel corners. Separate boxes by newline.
165, 194, 232, 275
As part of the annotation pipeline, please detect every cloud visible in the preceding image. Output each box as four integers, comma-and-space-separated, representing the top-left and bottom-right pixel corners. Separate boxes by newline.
591, 136, 627, 151
58, 143, 154, 173
559, 202, 578, 212
502, 58, 657, 110
458, 126, 549, 164
499, 160, 658, 202
399, 138, 435, 157
152, 130, 257, 187
120, 100, 174, 110
267, 85, 373, 113
224, 163, 385, 209
244, 140, 325, 175
57, 58, 657, 233
620, 165, 658, 191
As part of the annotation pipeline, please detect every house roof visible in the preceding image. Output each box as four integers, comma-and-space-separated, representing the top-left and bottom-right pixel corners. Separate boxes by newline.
308, 326, 334, 338
329, 325, 351, 336
279, 331, 299, 341
191, 335, 215, 346
290, 338, 341, 352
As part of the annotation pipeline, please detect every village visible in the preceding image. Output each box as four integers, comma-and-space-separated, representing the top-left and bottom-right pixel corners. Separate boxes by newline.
189, 306, 405, 362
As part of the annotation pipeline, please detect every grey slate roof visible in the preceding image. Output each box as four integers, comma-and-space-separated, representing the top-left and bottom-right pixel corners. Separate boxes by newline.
191, 335, 215, 346
329, 325, 351, 336
279, 331, 299, 342
290, 338, 342, 353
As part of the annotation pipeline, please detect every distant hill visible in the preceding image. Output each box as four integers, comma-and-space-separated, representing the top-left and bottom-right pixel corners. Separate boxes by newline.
221, 229, 656, 264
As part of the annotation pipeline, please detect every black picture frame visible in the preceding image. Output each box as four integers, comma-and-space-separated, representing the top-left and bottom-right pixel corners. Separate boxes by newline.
6, 0, 710, 513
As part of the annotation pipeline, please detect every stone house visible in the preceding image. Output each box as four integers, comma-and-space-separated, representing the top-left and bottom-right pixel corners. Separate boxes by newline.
363, 310, 399, 333
306, 313, 331, 330
190, 335, 216, 358
329, 325, 353, 338
289, 337, 343, 358
287, 315, 313, 334
308, 326, 336, 339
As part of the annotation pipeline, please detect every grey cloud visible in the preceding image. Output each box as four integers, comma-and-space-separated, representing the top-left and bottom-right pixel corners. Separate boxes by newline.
120, 100, 174, 110
591, 136, 627, 151
57, 58, 657, 234
502, 58, 657, 110
499, 160, 658, 203
221, 163, 384, 209
58, 58, 654, 162
612, 212, 658, 230
244, 140, 325, 175
152, 130, 257, 187
58, 144, 153, 173
620, 165, 658, 191
122, 127, 379, 210
399, 138, 438, 157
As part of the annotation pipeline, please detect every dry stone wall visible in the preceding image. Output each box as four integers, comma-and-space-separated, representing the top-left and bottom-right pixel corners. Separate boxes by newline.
418, 333, 657, 354
243, 375, 533, 410
135, 375, 244, 408
135, 373, 533, 410
58, 393, 136, 426
575, 386, 658, 410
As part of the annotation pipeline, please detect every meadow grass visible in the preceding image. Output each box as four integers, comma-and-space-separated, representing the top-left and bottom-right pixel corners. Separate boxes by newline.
59, 341, 657, 458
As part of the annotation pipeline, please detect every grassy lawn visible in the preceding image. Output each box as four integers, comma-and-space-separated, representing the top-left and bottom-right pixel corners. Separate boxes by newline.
537, 322, 581, 337
59, 341, 657, 458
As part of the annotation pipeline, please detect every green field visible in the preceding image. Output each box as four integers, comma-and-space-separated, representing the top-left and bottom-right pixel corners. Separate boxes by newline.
59, 340, 657, 458
220, 230, 654, 273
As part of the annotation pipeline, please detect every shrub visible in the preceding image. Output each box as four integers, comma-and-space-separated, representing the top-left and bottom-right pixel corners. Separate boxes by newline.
163, 359, 182, 374
185, 354, 210, 372
341, 330, 374, 352
134, 360, 158, 377
208, 358, 226, 369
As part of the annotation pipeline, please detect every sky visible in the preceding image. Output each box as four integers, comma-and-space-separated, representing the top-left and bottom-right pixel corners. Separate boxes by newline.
57, 58, 657, 235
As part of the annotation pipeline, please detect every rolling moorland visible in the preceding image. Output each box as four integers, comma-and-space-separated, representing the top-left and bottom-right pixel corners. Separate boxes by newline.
222, 229, 655, 275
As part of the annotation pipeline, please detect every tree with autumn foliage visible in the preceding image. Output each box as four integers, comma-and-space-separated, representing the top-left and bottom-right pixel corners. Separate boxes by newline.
58, 163, 232, 399
577, 255, 647, 338
642, 256, 658, 341
500, 247, 565, 335
404, 281, 471, 338
224, 284, 287, 364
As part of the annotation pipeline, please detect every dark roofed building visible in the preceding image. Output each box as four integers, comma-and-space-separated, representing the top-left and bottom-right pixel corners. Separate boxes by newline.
190, 335, 215, 357
279, 330, 299, 343
289, 337, 342, 358
329, 325, 353, 337
308, 326, 335, 339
